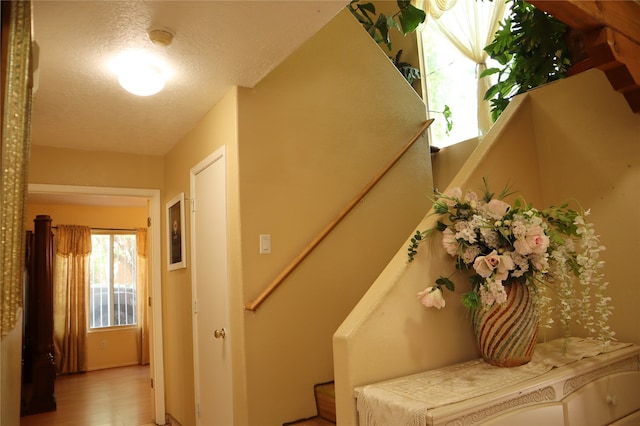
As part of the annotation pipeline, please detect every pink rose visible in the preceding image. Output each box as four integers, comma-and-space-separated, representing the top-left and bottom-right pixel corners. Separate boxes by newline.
441, 228, 458, 256
442, 187, 462, 206
514, 225, 550, 255
485, 199, 511, 218
417, 286, 446, 309
473, 250, 514, 280
494, 252, 514, 281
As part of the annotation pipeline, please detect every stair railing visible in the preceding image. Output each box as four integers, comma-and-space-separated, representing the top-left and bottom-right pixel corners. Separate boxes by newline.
244, 119, 434, 312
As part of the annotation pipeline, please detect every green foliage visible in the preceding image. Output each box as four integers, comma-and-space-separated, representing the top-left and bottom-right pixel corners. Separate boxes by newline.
482, 0, 571, 121
348, 0, 426, 51
347, 0, 425, 84
394, 50, 420, 85
348, 1, 453, 133
439, 105, 453, 136
461, 290, 481, 310
435, 276, 455, 292
407, 229, 426, 262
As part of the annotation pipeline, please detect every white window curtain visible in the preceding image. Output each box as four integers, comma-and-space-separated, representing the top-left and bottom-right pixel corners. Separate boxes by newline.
53, 225, 91, 374
416, 0, 458, 19
136, 228, 149, 365
417, 0, 506, 136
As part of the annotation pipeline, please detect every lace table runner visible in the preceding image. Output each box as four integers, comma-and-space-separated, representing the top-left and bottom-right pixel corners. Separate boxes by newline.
354, 337, 631, 426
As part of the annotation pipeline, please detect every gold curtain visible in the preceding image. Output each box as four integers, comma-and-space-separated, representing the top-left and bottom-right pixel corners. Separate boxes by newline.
53, 225, 91, 373
136, 228, 149, 365
1, 1, 33, 339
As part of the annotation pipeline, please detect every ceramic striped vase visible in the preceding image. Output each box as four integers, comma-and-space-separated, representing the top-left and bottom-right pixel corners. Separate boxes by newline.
471, 282, 539, 367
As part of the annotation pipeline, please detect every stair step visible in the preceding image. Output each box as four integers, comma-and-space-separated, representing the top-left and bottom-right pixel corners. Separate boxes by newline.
314, 381, 336, 423
284, 381, 336, 425
284, 415, 335, 425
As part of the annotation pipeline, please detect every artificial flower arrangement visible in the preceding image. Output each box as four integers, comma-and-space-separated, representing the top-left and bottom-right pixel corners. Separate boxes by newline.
407, 180, 615, 346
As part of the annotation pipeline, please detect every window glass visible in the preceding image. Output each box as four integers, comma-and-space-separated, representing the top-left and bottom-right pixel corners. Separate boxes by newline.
422, 20, 479, 148
89, 233, 137, 329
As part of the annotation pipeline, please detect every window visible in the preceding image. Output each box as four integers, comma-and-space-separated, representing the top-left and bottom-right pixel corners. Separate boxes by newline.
422, 21, 480, 148
419, 0, 508, 148
89, 233, 137, 328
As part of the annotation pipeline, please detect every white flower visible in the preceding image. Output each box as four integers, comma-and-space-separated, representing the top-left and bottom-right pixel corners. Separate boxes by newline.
417, 287, 446, 309
479, 278, 508, 307
410, 183, 613, 347
455, 221, 477, 244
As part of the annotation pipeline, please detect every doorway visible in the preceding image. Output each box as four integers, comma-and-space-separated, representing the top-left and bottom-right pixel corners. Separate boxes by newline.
26, 183, 166, 424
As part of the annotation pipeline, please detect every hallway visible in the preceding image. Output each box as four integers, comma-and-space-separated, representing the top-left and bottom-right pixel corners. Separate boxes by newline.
20, 365, 154, 426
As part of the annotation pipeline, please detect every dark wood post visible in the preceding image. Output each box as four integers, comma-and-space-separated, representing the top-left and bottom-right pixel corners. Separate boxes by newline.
21, 215, 56, 415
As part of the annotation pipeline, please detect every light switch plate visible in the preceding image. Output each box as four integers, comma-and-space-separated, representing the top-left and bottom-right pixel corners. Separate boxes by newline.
259, 234, 271, 254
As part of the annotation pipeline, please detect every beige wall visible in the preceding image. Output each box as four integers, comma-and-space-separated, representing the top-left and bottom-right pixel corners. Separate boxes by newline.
527, 70, 640, 345
334, 69, 640, 424
372, 0, 421, 95
25, 203, 148, 371
29, 146, 164, 189
25, 203, 147, 231
161, 88, 239, 426
432, 137, 478, 191
238, 9, 430, 425
160, 8, 432, 425
1, 312, 23, 425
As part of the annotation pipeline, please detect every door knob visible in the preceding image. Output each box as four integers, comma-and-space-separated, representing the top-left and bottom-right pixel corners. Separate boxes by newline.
214, 328, 226, 339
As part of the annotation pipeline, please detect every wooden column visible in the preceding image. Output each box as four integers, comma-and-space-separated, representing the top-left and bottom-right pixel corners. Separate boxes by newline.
21, 215, 56, 415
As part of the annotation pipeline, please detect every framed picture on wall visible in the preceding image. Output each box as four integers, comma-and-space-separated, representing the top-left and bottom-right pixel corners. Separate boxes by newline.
167, 192, 187, 270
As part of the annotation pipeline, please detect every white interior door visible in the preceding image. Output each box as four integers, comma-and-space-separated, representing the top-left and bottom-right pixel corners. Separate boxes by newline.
191, 146, 233, 426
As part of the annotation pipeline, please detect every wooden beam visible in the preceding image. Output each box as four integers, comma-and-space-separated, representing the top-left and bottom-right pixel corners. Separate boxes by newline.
530, 1, 640, 45
530, 1, 640, 115
586, 27, 640, 84
585, 27, 640, 113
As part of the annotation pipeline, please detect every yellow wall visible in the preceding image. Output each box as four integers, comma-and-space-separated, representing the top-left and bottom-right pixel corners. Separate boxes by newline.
372, 0, 421, 95
238, 9, 430, 424
161, 88, 239, 426
160, 8, 432, 425
334, 69, 640, 424
432, 137, 478, 191
1, 312, 23, 424
25, 203, 148, 371
29, 146, 164, 189
25, 203, 148, 231
527, 70, 640, 345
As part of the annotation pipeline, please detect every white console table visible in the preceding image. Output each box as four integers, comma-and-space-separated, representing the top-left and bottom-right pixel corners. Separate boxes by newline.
354, 337, 640, 426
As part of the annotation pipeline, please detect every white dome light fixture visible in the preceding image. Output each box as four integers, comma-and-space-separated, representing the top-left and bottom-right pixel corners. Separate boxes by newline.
115, 29, 174, 97
118, 60, 166, 96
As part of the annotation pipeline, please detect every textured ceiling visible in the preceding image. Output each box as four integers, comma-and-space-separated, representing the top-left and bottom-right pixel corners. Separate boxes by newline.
30, 0, 347, 157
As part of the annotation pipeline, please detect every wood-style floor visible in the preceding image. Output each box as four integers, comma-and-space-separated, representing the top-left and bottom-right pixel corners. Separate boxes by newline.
20, 364, 155, 426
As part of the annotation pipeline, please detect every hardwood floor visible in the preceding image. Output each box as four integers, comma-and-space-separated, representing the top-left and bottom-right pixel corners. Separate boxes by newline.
20, 364, 155, 426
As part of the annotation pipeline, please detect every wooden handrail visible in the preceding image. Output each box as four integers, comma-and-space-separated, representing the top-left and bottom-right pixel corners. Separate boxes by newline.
244, 119, 434, 312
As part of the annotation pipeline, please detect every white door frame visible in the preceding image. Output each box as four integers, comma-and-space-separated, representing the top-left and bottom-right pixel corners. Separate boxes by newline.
27, 183, 166, 424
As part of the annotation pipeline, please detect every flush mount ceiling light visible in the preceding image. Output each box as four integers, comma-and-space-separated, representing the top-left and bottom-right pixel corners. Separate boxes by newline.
114, 29, 174, 97
118, 58, 166, 96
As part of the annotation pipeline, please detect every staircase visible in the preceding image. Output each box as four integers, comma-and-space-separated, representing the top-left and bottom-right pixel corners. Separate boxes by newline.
284, 381, 336, 425
530, 0, 640, 114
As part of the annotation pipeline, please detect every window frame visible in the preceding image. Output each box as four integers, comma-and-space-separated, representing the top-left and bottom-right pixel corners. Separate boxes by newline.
89, 230, 138, 330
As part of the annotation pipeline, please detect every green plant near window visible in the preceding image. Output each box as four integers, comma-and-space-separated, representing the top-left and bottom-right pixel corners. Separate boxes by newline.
482, 0, 571, 121
347, 0, 426, 52
347, 0, 453, 134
